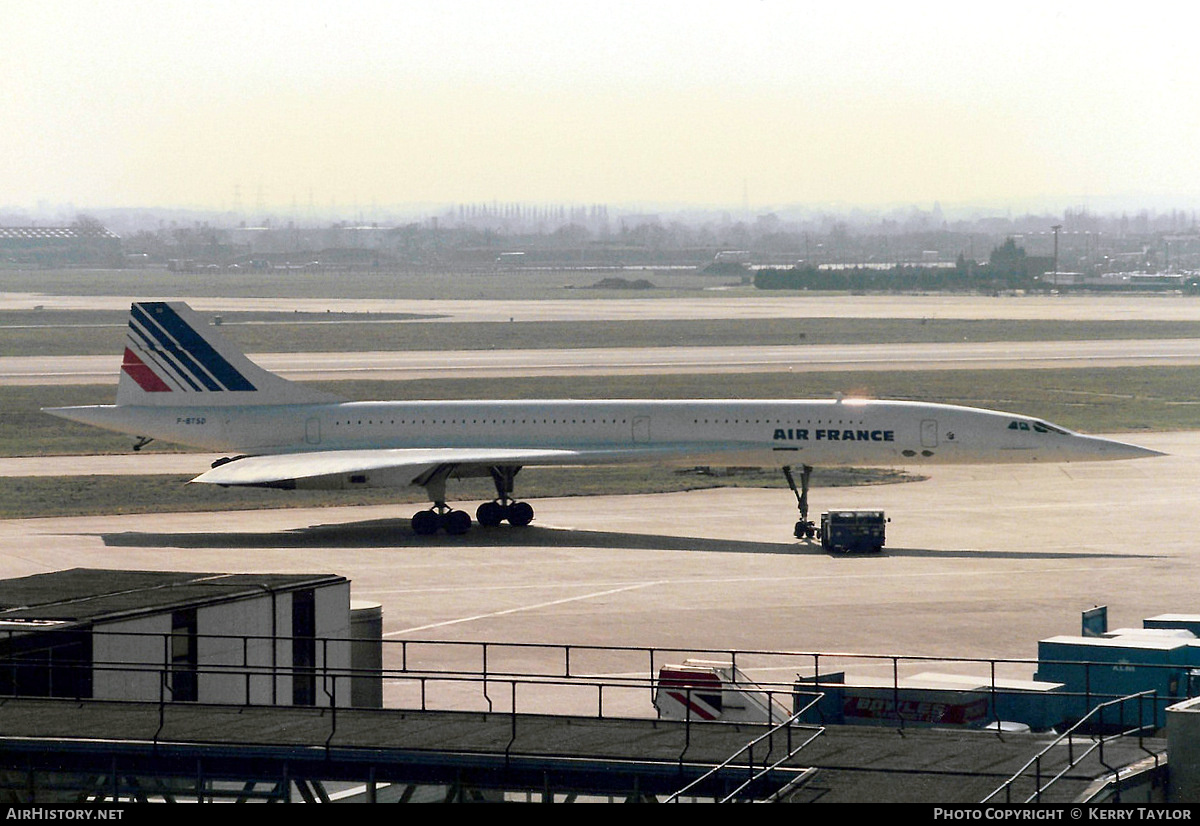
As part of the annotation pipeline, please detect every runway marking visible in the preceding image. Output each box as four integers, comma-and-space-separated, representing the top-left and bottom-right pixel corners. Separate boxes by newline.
366, 563, 1148, 602
382, 580, 666, 636
377, 563, 1147, 637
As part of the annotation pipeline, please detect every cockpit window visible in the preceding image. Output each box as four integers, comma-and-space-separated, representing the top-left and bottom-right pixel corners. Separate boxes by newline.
1008, 419, 1068, 435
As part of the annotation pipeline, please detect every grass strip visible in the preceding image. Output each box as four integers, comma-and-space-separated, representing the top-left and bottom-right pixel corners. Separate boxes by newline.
6, 311, 1200, 357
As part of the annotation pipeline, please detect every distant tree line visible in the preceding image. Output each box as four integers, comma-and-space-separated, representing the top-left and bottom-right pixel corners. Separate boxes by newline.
755, 240, 1052, 292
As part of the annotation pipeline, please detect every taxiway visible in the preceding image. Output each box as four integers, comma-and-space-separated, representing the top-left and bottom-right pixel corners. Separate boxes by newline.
4, 291, 1200, 322
3, 289, 1193, 688
0, 430, 1188, 668
6, 338, 1200, 385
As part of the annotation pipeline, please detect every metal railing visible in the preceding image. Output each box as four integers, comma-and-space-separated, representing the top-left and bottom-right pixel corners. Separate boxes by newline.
0, 663, 829, 802
982, 690, 1162, 804
0, 629, 1191, 730
665, 691, 826, 803
0, 629, 1182, 803
386, 638, 1191, 725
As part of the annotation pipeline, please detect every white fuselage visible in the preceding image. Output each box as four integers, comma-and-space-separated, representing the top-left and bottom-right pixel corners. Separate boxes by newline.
44, 301, 1164, 531
61, 397, 1156, 468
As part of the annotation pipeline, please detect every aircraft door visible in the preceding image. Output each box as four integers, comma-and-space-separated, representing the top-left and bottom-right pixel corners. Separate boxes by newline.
921, 419, 938, 448
305, 417, 321, 445
632, 416, 651, 443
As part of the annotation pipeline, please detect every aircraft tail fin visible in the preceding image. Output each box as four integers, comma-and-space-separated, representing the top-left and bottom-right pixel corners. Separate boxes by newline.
116, 301, 342, 407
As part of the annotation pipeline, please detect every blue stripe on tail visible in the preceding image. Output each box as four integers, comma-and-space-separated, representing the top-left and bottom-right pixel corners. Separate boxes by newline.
135, 302, 257, 392
127, 315, 202, 391
130, 304, 218, 391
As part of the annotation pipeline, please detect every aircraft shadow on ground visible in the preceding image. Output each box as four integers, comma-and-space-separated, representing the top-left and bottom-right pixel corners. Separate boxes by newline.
95, 518, 1154, 561
99, 519, 800, 555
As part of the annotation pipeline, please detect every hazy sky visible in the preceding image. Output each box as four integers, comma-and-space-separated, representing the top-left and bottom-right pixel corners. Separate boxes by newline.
5, 1, 1199, 214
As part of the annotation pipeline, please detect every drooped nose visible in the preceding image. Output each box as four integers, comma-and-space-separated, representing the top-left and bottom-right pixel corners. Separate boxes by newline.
1076, 434, 1166, 461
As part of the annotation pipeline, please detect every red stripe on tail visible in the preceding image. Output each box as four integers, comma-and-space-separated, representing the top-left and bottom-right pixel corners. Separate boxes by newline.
121, 347, 172, 392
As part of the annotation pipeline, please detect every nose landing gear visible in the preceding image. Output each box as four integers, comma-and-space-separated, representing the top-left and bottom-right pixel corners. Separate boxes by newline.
783, 465, 816, 540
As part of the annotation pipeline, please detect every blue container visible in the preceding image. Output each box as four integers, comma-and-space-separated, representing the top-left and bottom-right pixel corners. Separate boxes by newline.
1036, 635, 1188, 726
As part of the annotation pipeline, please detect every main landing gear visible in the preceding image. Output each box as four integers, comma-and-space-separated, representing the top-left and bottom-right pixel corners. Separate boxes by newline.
411, 506, 472, 536
783, 464, 816, 540
410, 464, 535, 536
476, 467, 534, 528
475, 499, 534, 528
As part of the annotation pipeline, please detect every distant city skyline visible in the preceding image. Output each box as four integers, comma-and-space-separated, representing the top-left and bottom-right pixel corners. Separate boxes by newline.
5, 2, 1199, 215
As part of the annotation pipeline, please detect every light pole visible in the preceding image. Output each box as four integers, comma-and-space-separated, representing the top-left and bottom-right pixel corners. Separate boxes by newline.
1051, 224, 1062, 285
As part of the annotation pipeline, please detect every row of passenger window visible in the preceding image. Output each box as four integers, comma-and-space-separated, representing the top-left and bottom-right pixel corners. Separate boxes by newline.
334, 419, 630, 426
331, 418, 866, 427
692, 419, 864, 425
333, 420, 868, 425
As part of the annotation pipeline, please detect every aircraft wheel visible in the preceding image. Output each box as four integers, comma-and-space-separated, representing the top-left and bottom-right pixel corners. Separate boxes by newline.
412, 510, 440, 536
443, 510, 472, 535
507, 501, 534, 527
476, 501, 505, 528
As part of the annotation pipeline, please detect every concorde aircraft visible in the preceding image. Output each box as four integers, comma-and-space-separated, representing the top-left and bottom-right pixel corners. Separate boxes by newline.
45, 301, 1162, 537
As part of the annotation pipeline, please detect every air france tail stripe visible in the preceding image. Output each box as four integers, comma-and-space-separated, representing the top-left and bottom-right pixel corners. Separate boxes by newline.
126, 325, 195, 391
127, 318, 204, 392
144, 302, 257, 392
120, 347, 172, 392
139, 336, 205, 392
131, 305, 222, 391
129, 303, 255, 393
